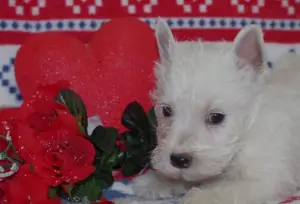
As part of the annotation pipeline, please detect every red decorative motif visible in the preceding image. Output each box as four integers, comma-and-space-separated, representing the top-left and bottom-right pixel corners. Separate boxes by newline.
65, 0, 104, 15
120, 0, 159, 14
230, 0, 265, 14
280, 0, 300, 16
7, 0, 46, 16
175, 0, 214, 13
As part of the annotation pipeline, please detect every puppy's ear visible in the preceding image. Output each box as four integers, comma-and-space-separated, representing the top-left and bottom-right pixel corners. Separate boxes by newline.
233, 25, 266, 70
155, 18, 175, 64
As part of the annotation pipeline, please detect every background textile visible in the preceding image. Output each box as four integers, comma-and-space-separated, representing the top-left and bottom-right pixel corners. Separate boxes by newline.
0, 1, 300, 203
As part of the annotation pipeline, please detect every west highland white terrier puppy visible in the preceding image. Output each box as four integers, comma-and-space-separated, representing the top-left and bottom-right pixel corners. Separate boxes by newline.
117, 19, 300, 204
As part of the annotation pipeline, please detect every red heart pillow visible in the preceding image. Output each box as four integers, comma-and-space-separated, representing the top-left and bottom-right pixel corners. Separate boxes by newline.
15, 17, 159, 131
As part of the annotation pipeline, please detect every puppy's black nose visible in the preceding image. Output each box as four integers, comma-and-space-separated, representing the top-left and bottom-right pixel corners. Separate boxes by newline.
170, 153, 192, 169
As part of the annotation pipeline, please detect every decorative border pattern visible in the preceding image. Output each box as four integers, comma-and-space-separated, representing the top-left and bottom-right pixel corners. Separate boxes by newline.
0, 17, 299, 32
0, 57, 22, 103
1, 0, 300, 18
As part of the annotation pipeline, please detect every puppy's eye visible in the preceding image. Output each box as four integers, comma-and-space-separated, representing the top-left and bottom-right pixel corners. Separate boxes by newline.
162, 105, 173, 117
207, 112, 225, 125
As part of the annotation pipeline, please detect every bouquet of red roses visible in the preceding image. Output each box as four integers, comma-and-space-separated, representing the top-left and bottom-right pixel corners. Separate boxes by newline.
0, 81, 157, 204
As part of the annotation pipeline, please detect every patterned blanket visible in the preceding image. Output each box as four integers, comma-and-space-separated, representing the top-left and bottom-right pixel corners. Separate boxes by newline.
1, 0, 300, 203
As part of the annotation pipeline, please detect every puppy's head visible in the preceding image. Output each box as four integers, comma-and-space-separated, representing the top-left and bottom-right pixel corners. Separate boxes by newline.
151, 19, 269, 182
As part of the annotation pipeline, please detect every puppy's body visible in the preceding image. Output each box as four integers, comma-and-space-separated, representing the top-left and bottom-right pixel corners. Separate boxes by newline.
118, 21, 300, 204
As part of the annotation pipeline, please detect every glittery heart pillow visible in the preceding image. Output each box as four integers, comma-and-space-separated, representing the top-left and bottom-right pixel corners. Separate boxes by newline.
14, 17, 159, 131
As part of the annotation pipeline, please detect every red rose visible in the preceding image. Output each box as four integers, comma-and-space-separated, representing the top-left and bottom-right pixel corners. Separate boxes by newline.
12, 111, 95, 187
23, 101, 82, 141
19, 81, 79, 134
0, 164, 61, 204
11, 83, 95, 186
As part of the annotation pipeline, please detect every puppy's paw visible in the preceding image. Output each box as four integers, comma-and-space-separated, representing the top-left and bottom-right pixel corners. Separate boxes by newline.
131, 172, 187, 200
180, 187, 233, 204
113, 197, 142, 204
180, 187, 270, 204
179, 187, 203, 204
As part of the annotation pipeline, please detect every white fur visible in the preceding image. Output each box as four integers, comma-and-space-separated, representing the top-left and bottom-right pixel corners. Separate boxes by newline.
116, 18, 300, 204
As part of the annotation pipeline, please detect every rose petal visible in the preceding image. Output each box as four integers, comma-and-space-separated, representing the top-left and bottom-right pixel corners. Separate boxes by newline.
59, 151, 75, 173
55, 113, 81, 134
0, 108, 20, 120
37, 81, 70, 100
0, 175, 28, 204
26, 112, 54, 132
38, 197, 61, 204
23, 174, 55, 203
54, 102, 70, 112
18, 165, 60, 204
32, 100, 56, 114
44, 152, 64, 167
20, 81, 70, 120
20, 99, 54, 120
0, 164, 57, 204
24, 81, 70, 109
37, 130, 59, 142
66, 135, 95, 165
67, 165, 95, 183
31, 154, 62, 186
12, 123, 42, 161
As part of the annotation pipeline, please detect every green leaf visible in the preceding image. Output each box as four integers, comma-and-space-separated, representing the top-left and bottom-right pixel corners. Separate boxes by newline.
71, 176, 102, 202
147, 107, 157, 128
94, 171, 114, 189
48, 187, 58, 199
92, 146, 119, 189
123, 132, 142, 148
65, 183, 74, 196
147, 107, 157, 148
119, 102, 157, 177
95, 145, 118, 173
55, 88, 88, 134
112, 148, 124, 170
90, 126, 118, 153
105, 147, 119, 166
121, 160, 141, 177
121, 102, 150, 131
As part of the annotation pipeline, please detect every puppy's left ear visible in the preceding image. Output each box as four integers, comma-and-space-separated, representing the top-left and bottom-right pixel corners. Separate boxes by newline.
233, 25, 266, 70
155, 17, 175, 64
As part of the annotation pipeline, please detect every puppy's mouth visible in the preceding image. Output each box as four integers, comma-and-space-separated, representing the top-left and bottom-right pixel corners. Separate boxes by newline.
153, 166, 223, 185
150, 160, 192, 181
151, 166, 182, 181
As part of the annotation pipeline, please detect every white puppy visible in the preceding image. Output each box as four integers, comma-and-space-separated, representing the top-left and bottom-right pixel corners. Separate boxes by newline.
120, 19, 300, 204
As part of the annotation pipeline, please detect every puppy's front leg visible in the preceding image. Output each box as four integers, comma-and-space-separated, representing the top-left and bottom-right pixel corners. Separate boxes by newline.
181, 180, 282, 204
131, 170, 190, 200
